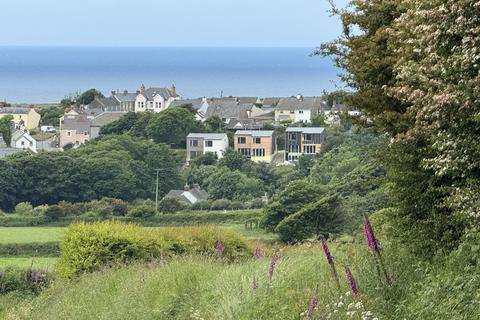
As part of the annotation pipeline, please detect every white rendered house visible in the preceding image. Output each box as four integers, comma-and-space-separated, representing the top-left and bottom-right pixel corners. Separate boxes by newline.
134, 85, 179, 113
186, 133, 229, 163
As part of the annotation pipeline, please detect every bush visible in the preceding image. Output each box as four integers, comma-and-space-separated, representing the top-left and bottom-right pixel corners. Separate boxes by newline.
0, 242, 59, 256
210, 199, 231, 211
107, 198, 129, 216
55, 221, 250, 278
43, 205, 65, 221
33, 205, 49, 216
55, 221, 167, 278
58, 201, 86, 216
229, 201, 246, 210
191, 200, 212, 211
15, 202, 33, 216
159, 197, 187, 214
0, 267, 50, 294
250, 198, 265, 209
127, 205, 156, 218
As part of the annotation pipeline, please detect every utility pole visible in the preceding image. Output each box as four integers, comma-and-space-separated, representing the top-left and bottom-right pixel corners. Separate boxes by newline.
155, 169, 161, 213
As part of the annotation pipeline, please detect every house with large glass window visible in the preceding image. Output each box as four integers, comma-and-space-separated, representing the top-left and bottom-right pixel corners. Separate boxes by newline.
285, 127, 325, 162
186, 133, 229, 163
234, 130, 276, 163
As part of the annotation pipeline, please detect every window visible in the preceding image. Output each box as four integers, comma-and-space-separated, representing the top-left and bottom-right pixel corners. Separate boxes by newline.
84, 132, 88, 136
237, 137, 246, 144
299, 110, 304, 114
303, 145, 316, 154
238, 148, 251, 156
190, 151, 200, 159
190, 140, 198, 147
288, 145, 299, 153
254, 137, 261, 144
290, 111, 294, 114
21, 141, 25, 146
304, 134, 312, 141
253, 148, 265, 157
67, 131, 71, 137
205, 140, 213, 147
30, 141, 33, 146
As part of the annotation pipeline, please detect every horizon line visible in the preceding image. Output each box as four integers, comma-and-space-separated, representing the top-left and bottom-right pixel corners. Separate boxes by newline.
0, 45, 319, 49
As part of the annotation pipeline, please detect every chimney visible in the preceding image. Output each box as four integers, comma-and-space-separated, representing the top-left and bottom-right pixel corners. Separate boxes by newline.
123, 90, 128, 95
297, 94, 304, 101
140, 84, 145, 93
136, 90, 140, 95
183, 184, 190, 191
171, 84, 176, 96
111, 90, 116, 96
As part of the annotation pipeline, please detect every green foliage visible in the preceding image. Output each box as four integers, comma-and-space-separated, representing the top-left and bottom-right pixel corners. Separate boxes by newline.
204, 116, 225, 132
55, 222, 250, 278
146, 108, 203, 147
0, 267, 50, 295
322, 90, 351, 107
99, 112, 139, 136
190, 152, 218, 166
127, 205, 156, 218
218, 148, 254, 173
0, 115, 14, 147
208, 168, 263, 201
38, 105, 63, 126
43, 205, 65, 221
76, 89, 104, 106
14, 202, 33, 216
0, 242, 59, 256
191, 200, 212, 211
158, 197, 187, 214
210, 199, 231, 211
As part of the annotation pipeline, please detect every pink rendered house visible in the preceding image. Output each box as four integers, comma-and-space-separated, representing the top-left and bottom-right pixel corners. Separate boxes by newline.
59, 113, 91, 148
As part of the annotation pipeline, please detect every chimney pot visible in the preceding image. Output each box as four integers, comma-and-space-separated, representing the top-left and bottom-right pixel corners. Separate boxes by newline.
123, 90, 128, 95
111, 90, 116, 96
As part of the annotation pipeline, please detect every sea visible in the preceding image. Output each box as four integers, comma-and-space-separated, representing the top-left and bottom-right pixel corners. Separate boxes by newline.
0, 47, 342, 104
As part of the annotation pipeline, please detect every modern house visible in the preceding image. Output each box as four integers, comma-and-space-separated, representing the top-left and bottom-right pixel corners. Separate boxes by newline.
164, 184, 208, 205
11, 130, 37, 152
285, 127, 325, 162
234, 130, 276, 163
0, 107, 41, 130
59, 113, 91, 148
274, 96, 326, 124
186, 133, 229, 163
134, 85, 180, 113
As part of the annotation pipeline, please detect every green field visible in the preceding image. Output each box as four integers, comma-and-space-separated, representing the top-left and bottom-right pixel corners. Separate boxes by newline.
0, 227, 65, 244
0, 257, 56, 269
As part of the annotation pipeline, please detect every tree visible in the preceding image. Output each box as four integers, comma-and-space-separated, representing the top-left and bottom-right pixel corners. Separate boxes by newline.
208, 168, 263, 201
0, 115, 13, 147
100, 112, 139, 135
322, 90, 351, 107
204, 116, 225, 132
218, 148, 254, 174
76, 89, 104, 106
158, 197, 186, 213
190, 152, 218, 167
146, 108, 202, 147
39, 105, 63, 126
14, 202, 33, 216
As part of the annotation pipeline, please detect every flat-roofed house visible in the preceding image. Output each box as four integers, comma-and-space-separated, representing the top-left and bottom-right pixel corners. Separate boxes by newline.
186, 133, 229, 163
275, 96, 326, 124
0, 107, 40, 130
285, 127, 325, 162
234, 130, 276, 163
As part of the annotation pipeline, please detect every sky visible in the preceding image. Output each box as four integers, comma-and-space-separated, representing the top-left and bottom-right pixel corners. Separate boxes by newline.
0, 0, 349, 47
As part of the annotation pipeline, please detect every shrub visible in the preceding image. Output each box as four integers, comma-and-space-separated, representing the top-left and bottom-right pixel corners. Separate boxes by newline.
127, 205, 156, 218
33, 205, 49, 216
158, 197, 187, 214
191, 200, 212, 211
250, 198, 265, 209
15, 202, 33, 216
0, 242, 59, 256
211, 199, 231, 211
55, 221, 168, 278
0, 267, 50, 294
107, 198, 129, 216
58, 201, 86, 216
229, 201, 246, 210
43, 205, 65, 221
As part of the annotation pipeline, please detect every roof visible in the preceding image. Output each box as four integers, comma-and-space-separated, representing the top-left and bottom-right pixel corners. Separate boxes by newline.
11, 130, 35, 143
139, 87, 179, 101
91, 112, 126, 127
114, 91, 137, 102
165, 187, 208, 205
87, 97, 120, 109
187, 133, 227, 140
261, 97, 281, 106
205, 101, 260, 119
276, 97, 327, 112
0, 107, 32, 114
235, 130, 274, 137
62, 114, 91, 131
170, 98, 205, 110
209, 97, 259, 104
226, 119, 262, 130
286, 127, 325, 134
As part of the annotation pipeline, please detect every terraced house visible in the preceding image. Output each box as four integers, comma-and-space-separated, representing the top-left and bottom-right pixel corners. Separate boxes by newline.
285, 127, 325, 162
186, 133, 229, 163
234, 130, 275, 163
274, 96, 326, 124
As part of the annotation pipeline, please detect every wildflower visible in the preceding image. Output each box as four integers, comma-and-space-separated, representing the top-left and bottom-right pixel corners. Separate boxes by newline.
306, 294, 318, 320
321, 236, 340, 289
215, 240, 225, 257
251, 276, 258, 289
344, 266, 359, 296
363, 215, 380, 256
268, 254, 280, 281
253, 247, 264, 260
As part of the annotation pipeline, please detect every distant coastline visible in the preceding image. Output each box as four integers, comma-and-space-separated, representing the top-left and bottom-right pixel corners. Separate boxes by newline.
0, 46, 342, 104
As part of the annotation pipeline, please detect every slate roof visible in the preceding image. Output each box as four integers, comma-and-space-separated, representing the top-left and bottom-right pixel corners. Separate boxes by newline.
205, 101, 257, 119
210, 97, 259, 104
91, 112, 126, 127
186, 133, 227, 140
139, 87, 179, 101
235, 130, 274, 137
62, 114, 91, 132
170, 98, 205, 110
87, 97, 120, 109
114, 91, 137, 102
276, 97, 327, 112
285, 127, 325, 134
11, 130, 35, 143
226, 119, 262, 130
261, 97, 281, 106
0, 107, 32, 114
165, 186, 208, 205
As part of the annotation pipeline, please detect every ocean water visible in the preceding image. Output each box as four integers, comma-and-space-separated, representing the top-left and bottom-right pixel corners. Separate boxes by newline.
0, 47, 341, 104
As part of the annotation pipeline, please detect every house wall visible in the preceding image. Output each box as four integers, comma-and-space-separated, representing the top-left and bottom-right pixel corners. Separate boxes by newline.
59, 129, 90, 147
135, 95, 147, 112
14, 135, 36, 151
294, 109, 311, 123
186, 137, 204, 162
274, 110, 295, 122
0, 109, 41, 130
204, 137, 229, 159
234, 134, 274, 163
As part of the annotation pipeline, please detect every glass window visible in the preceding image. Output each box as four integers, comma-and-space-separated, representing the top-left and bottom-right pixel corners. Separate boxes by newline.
205, 140, 213, 147
254, 137, 261, 144
238, 137, 246, 144
253, 148, 265, 157
190, 140, 198, 147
